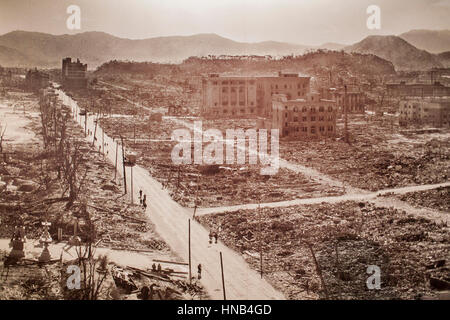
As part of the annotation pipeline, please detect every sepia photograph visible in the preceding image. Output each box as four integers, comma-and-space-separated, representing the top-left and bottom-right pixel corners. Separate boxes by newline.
0, 0, 449, 311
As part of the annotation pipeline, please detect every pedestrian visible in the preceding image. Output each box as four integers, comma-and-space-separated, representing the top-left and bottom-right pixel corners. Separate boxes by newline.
208, 231, 213, 244
139, 189, 143, 204
142, 194, 146, 206
157, 264, 162, 273
213, 232, 218, 244
143, 199, 147, 211
151, 263, 156, 272
197, 264, 202, 280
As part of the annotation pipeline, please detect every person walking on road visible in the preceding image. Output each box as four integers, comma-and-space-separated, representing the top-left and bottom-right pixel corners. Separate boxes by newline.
197, 264, 202, 280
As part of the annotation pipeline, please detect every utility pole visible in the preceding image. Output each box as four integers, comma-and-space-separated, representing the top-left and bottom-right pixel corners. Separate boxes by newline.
102, 128, 104, 157
130, 165, 134, 204
258, 202, 263, 279
114, 141, 118, 181
120, 135, 127, 194
344, 85, 349, 144
188, 219, 192, 284
220, 252, 226, 300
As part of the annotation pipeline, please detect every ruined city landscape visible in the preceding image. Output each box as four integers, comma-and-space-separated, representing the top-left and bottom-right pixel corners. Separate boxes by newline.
0, 1, 449, 302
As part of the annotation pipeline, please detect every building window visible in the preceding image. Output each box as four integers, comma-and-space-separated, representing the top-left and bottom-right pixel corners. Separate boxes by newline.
311, 116, 316, 121
311, 107, 316, 112
319, 106, 324, 112
302, 107, 307, 112
294, 117, 298, 122
319, 126, 325, 132
302, 117, 307, 122
311, 126, 316, 134
319, 116, 324, 121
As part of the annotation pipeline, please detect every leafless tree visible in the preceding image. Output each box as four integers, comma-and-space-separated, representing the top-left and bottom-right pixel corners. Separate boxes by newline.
0, 122, 6, 153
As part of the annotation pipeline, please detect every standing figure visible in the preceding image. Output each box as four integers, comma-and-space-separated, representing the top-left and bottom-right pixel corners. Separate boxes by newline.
197, 264, 202, 280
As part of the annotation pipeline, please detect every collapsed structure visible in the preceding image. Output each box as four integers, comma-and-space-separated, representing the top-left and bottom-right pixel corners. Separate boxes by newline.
25, 69, 49, 91
62, 57, 88, 89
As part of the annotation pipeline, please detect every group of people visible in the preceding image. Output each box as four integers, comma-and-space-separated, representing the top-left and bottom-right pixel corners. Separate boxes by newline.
208, 230, 219, 245
139, 190, 147, 210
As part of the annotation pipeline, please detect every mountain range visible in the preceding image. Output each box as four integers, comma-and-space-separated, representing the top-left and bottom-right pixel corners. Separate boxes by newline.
0, 30, 448, 71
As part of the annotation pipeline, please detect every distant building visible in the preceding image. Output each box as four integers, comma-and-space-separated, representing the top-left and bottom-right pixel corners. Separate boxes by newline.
25, 69, 50, 91
201, 72, 311, 118
399, 98, 450, 128
319, 87, 365, 114
62, 57, 87, 89
387, 81, 450, 98
270, 93, 337, 139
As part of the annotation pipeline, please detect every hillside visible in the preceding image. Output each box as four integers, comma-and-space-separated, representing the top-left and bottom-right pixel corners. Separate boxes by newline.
345, 35, 442, 71
400, 29, 450, 54
437, 51, 450, 68
0, 31, 311, 68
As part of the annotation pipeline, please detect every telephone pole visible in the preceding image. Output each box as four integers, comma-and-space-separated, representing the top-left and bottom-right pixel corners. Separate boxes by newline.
344, 85, 349, 144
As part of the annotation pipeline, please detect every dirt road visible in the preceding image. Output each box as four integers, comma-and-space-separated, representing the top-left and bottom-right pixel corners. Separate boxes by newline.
196, 182, 450, 225
58, 89, 286, 300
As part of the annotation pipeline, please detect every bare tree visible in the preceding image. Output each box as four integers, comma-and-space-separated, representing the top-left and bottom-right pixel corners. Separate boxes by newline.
59, 141, 89, 207
0, 122, 6, 153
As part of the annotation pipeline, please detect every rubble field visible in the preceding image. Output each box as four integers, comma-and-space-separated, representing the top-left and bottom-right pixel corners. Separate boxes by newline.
198, 201, 450, 300
397, 186, 450, 213
98, 116, 343, 208
282, 115, 450, 191
1, 92, 207, 299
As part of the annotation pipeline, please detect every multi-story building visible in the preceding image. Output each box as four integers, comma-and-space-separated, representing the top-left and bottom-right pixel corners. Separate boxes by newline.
319, 87, 366, 114
201, 72, 311, 118
270, 93, 337, 139
62, 58, 87, 89
399, 98, 450, 128
387, 81, 450, 98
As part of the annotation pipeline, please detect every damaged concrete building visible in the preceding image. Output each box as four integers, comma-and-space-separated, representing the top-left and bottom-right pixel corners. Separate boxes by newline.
399, 98, 450, 128
319, 86, 366, 114
62, 57, 88, 89
201, 72, 311, 118
387, 81, 450, 98
269, 93, 337, 139
25, 69, 50, 91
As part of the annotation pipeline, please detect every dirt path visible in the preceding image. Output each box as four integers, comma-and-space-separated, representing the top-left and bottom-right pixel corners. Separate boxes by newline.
196, 182, 450, 223
58, 89, 285, 300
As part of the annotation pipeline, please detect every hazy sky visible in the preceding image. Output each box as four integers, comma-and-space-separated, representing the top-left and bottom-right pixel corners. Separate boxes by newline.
1, 0, 450, 45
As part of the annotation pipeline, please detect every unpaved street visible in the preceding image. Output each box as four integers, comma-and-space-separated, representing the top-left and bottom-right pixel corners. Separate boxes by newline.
59, 89, 286, 300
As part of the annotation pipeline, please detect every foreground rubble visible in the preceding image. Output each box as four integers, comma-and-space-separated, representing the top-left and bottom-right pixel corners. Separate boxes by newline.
198, 201, 450, 299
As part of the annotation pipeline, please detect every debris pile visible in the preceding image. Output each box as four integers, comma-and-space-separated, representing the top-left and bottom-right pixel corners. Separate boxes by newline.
198, 201, 449, 299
